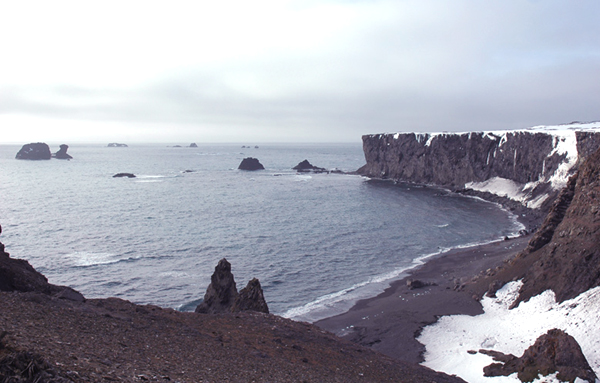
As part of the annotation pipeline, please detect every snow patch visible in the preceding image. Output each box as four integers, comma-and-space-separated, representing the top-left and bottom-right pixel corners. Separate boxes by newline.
419, 282, 600, 383
466, 177, 527, 202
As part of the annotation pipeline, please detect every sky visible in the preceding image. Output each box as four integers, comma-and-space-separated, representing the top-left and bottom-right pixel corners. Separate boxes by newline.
1, 0, 599, 144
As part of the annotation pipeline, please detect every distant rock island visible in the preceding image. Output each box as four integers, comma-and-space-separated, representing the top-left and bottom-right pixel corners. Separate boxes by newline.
15, 142, 52, 160
238, 157, 264, 170
293, 159, 327, 173
189, 143, 198, 148
52, 144, 73, 160
107, 143, 128, 147
113, 173, 136, 178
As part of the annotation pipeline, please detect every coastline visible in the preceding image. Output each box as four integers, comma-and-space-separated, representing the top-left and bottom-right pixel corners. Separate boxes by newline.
315, 234, 531, 364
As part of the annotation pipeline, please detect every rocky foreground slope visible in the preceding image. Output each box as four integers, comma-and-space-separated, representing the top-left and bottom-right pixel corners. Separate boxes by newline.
0, 236, 463, 382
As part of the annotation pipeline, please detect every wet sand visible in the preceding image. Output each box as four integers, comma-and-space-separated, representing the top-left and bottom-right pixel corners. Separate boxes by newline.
316, 235, 530, 364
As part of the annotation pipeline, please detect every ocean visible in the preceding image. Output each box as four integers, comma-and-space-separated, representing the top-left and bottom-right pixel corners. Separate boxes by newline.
0, 143, 523, 322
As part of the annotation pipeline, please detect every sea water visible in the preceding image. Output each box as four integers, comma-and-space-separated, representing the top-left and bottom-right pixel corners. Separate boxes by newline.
0, 143, 523, 322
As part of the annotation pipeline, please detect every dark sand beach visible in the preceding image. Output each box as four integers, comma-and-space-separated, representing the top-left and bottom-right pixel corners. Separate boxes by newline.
316, 235, 530, 364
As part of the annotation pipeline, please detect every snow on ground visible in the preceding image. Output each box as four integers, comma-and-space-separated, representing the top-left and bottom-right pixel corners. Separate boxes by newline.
418, 281, 600, 383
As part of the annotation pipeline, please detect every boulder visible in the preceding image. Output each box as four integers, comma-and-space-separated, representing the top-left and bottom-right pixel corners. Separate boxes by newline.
52, 144, 73, 159
238, 157, 264, 171
231, 278, 269, 314
113, 173, 136, 178
293, 159, 327, 173
195, 259, 239, 314
189, 143, 198, 148
107, 143, 128, 147
15, 143, 51, 160
482, 329, 596, 383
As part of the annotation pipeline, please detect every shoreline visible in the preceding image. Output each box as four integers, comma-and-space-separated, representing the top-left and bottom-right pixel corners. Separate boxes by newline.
315, 234, 531, 364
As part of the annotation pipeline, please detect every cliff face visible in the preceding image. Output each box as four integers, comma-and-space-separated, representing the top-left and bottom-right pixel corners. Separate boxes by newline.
358, 123, 600, 210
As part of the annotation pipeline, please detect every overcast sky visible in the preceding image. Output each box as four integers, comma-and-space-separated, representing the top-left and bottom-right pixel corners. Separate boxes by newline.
1, 0, 599, 144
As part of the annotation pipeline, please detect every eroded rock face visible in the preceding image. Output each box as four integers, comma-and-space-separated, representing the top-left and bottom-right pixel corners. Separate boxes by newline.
482, 329, 596, 383
238, 157, 264, 171
15, 143, 52, 160
232, 278, 269, 314
195, 259, 269, 314
358, 130, 600, 211
53, 144, 73, 159
516, 145, 600, 304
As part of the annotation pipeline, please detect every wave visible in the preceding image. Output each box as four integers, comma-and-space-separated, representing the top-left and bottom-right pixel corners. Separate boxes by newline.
282, 236, 520, 323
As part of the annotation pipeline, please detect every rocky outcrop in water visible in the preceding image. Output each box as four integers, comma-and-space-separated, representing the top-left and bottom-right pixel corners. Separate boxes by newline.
482, 329, 596, 383
358, 125, 600, 212
189, 143, 198, 148
195, 259, 269, 314
107, 143, 128, 147
238, 157, 264, 171
52, 144, 73, 160
15, 143, 52, 160
293, 160, 327, 173
113, 173, 136, 178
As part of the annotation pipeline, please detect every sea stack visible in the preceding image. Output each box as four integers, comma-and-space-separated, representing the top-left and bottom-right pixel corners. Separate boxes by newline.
52, 144, 73, 159
195, 258, 269, 314
238, 157, 265, 171
15, 143, 52, 160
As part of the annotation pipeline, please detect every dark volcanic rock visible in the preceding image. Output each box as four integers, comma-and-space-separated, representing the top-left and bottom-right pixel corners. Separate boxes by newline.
196, 259, 269, 314
238, 157, 264, 170
470, 145, 600, 305
189, 143, 198, 148
358, 130, 600, 214
195, 259, 239, 314
482, 329, 596, 383
15, 143, 52, 160
107, 143, 128, 147
0, 226, 84, 302
113, 173, 136, 178
232, 278, 269, 314
293, 159, 327, 173
52, 144, 73, 159
515, 145, 600, 304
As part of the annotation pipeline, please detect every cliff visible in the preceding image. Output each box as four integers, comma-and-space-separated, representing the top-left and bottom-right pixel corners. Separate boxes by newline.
358, 123, 600, 213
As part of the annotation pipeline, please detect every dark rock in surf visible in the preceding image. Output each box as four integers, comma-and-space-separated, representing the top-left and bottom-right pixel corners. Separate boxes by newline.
195, 258, 239, 314
52, 144, 73, 160
232, 278, 269, 314
238, 157, 264, 171
189, 143, 198, 148
482, 329, 596, 383
113, 173, 136, 178
293, 159, 328, 173
108, 143, 128, 147
15, 143, 52, 160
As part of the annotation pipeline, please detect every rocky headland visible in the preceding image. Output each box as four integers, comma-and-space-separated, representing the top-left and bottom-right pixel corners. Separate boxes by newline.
319, 122, 600, 382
